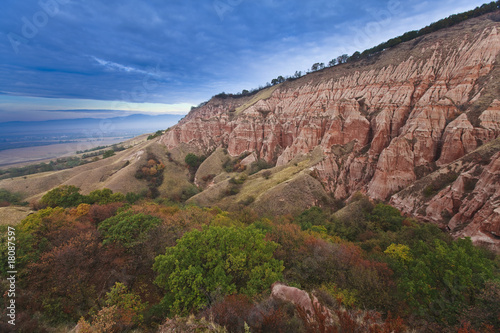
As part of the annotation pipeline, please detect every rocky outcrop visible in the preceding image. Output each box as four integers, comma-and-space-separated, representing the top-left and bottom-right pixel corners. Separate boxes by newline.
160, 13, 500, 249
271, 282, 332, 324
391, 139, 500, 252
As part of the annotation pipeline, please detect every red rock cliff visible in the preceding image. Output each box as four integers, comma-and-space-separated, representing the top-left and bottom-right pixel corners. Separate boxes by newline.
160, 13, 500, 249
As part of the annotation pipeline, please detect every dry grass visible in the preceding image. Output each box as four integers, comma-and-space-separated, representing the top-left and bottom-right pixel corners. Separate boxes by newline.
0, 135, 148, 168
234, 85, 279, 115
0, 139, 161, 202
0, 206, 33, 226
194, 147, 229, 187
188, 147, 329, 214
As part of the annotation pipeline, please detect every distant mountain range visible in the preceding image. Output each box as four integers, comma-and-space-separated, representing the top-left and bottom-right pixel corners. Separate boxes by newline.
0, 114, 184, 136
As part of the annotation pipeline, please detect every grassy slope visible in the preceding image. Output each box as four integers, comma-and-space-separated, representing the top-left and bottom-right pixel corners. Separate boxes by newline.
0, 138, 187, 203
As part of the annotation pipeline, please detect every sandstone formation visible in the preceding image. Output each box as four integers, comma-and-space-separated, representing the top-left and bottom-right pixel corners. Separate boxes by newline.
160, 13, 500, 249
271, 282, 332, 324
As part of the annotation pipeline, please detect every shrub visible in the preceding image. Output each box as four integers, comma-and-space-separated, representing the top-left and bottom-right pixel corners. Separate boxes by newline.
153, 226, 283, 315
104, 282, 147, 327
185, 153, 201, 168
103, 150, 115, 158
367, 203, 404, 232
180, 185, 199, 201
394, 238, 494, 324
226, 186, 240, 196
87, 189, 125, 205
249, 159, 272, 174
229, 174, 247, 185
39, 185, 85, 208
295, 206, 327, 231
239, 196, 255, 206
98, 211, 162, 248
423, 172, 459, 197
147, 130, 164, 140
262, 170, 272, 179
0, 189, 24, 206
88, 203, 123, 224
125, 192, 143, 204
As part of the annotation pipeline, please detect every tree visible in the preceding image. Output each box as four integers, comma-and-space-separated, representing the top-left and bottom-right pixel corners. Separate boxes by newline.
337, 54, 349, 64
311, 63, 325, 71
328, 59, 337, 67
104, 282, 147, 327
27, 230, 127, 323
394, 238, 494, 324
98, 211, 162, 248
184, 153, 200, 168
295, 206, 327, 231
153, 226, 283, 315
39, 185, 84, 208
367, 203, 404, 232
349, 51, 361, 61
103, 150, 115, 158
87, 189, 125, 205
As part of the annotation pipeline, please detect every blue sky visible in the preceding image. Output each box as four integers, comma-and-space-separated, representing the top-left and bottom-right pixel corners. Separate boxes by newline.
0, 0, 489, 122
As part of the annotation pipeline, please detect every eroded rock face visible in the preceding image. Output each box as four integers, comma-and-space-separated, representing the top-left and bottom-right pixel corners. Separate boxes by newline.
391, 141, 500, 252
270, 282, 331, 323
160, 16, 500, 248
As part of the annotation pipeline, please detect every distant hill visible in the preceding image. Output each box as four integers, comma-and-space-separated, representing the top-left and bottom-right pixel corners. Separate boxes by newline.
0, 113, 184, 136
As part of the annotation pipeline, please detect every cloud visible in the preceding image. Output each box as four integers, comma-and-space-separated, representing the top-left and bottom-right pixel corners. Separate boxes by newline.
0, 0, 491, 121
90, 56, 152, 75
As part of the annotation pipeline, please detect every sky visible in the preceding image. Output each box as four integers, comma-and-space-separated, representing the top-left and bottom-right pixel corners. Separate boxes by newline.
0, 0, 490, 122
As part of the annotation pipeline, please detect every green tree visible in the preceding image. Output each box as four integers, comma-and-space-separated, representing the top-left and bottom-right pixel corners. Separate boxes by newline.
103, 150, 115, 158
87, 188, 125, 205
153, 226, 283, 315
0, 189, 23, 205
295, 206, 327, 231
368, 203, 404, 232
40, 185, 84, 208
98, 211, 162, 248
394, 238, 494, 324
104, 282, 147, 326
184, 153, 200, 168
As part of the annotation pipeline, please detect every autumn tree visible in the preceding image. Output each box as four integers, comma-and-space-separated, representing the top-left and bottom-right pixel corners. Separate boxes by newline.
27, 230, 127, 323
153, 226, 283, 315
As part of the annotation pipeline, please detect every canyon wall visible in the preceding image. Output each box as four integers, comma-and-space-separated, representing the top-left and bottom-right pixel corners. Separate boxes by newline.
160, 13, 500, 249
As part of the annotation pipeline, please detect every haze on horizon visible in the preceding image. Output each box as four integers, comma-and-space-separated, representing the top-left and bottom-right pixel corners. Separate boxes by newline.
0, 0, 488, 122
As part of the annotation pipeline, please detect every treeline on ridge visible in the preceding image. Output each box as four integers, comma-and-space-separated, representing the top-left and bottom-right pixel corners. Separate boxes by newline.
209, 2, 500, 102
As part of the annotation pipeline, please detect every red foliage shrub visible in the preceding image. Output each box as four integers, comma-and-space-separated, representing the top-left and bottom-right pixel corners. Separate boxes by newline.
88, 202, 123, 224
206, 294, 253, 332
26, 230, 129, 321
457, 322, 480, 333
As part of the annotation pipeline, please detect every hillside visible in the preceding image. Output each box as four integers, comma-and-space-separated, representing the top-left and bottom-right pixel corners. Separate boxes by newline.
2, 6, 500, 333
159, 11, 500, 250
